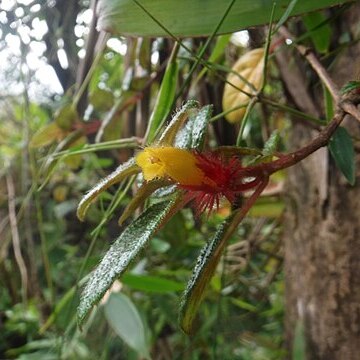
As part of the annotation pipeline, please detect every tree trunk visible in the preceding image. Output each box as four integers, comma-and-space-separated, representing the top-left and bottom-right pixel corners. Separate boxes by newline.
281, 5, 360, 359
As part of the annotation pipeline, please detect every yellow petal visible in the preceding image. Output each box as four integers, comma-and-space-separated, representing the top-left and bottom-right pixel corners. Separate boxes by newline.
136, 147, 205, 186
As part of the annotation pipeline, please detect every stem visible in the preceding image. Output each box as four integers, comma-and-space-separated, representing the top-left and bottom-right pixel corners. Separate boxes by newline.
260, 96, 326, 126
242, 95, 360, 178
6, 173, 28, 304
72, 32, 110, 109
279, 26, 340, 102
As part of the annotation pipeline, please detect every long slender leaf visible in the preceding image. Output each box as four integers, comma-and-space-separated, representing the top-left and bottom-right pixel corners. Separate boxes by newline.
179, 215, 234, 334
157, 100, 199, 145
78, 198, 179, 325
97, 0, 348, 37
145, 43, 179, 143
180, 180, 267, 334
122, 273, 184, 292
118, 178, 172, 225
77, 158, 139, 221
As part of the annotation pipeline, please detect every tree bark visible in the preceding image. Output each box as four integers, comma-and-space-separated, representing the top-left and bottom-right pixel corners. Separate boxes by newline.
281, 4, 360, 359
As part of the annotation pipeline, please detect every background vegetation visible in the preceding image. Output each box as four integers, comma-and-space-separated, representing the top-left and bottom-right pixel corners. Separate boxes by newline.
1, 0, 358, 359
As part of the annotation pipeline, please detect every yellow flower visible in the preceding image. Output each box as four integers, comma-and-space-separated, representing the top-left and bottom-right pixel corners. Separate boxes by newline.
136, 147, 206, 186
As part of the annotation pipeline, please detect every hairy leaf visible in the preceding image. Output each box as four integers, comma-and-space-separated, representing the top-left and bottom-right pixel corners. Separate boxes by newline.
77, 158, 139, 221
118, 178, 173, 225
175, 104, 213, 149
157, 100, 199, 145
78, 199, 179, 325
180, 215, 233, 334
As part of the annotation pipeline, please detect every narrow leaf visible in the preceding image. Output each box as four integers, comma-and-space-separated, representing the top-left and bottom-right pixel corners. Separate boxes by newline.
329, 127, 355, 185
122, 273, 184, 293
180, 180, 267, 334
175, 105, 213, 149
77, 158, 139, 221
323, 85, 334, 122
118, 178, 172, 225
145, 44, 179, 143
195, 34, 231, 84
273, 0, 298, 33
179, 215, 233, 334
78, 199, 179, 325
340, 81, 360, 95
104, 293, 150, 359
157, 100, 199, 145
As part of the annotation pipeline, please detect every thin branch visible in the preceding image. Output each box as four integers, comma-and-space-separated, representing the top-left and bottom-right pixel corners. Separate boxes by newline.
341, 101, 360, 122
6, 173, 28, 303
279, 26, 340, 102
241, 93, 360, 178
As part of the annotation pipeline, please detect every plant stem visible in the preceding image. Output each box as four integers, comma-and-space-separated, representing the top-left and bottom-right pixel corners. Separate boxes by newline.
279, 26, 340, 102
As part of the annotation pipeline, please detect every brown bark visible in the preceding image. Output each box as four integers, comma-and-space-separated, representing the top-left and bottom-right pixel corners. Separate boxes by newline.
281, 4, 360, 359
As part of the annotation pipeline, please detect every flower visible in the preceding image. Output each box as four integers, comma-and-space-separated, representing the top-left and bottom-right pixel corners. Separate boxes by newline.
136, 146, 260, 214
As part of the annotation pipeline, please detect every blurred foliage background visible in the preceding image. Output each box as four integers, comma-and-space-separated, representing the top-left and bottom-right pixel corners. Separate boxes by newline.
0, 0, 354, 358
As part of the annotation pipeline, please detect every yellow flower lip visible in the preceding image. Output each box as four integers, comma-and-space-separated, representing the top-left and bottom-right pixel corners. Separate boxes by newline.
136, 147, 207, 186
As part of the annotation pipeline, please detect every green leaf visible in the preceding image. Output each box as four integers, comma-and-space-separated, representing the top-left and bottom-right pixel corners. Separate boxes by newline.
273, 0, 298, 33
122, 273, 184, 293
175, 105, 213, 149
302, 12, 331, 54
231, 298, 258, 312
323, 85, 334, 122
78, 199, 178, 325
340, 81, 360, 95
329, 127, 356, 185
145, 44, 179, 143
118, 178, 172, 225
179, 180, 267, 334
157, 100, 199, 145
54, 104, 78, 130
97, 0, 348, 37
104, 293, 150, 359
189, 105, 213, 149
77, 158, 139, 221
195, 34, 231, 83
89, 88, 115, 111
179, 215, 233, 334
263, 130, 281, 155
30, 122, 66, 148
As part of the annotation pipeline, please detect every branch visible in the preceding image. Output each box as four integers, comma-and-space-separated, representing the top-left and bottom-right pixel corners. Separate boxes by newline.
6, 173, 28, 303
242, 92, 360, 179
279, 27, 340, 102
